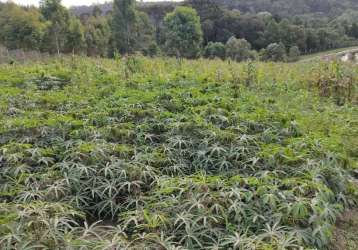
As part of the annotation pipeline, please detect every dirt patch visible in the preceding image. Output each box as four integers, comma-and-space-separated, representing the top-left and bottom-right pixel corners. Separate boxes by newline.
330, 210, 358, 250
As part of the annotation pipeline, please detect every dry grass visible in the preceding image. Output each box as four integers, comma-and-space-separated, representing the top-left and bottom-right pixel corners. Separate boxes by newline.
331, 210, 358, 250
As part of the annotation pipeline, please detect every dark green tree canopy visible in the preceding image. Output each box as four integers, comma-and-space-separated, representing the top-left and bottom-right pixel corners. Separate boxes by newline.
204, 42, 226, 59
112, 0, 137, 54
287, 45, 301, 62
65, 17, 85, 54
164, 6, 203, 58
226, 37, 256, 61
84, 14, 111, 57
261, 42, 287, 61
0, 3, 46, 50
40, 0, 70, 54
0, 0, 357, 60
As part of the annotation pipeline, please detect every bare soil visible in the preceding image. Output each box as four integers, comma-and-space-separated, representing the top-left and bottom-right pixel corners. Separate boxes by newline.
330, 210, 358, 250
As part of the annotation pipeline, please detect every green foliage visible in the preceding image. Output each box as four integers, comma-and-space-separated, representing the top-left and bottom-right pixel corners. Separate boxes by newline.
83, 14, 111, 57
135, 11, 156, 54
65, 17, 85, 54
261, 42, 287, 62
164, 6, 203, 58
348, 23, 358, 38
40, 0, 71, 54
112, 0, 137, 54
226, 37, 256, 62
92, 5, 102, 17
143, 42, 160, 57
0, 0, 357, 61
0, 3, 46, 50
204, 42, 226, 59
288, 46, 301, 62
0, 56, 357, 249
112, 0, 155, 56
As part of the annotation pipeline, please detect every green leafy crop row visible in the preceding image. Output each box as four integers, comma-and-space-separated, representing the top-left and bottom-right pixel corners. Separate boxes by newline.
0, 56, 357, 249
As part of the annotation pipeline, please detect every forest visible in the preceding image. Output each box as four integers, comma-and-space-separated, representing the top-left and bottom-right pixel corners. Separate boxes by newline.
0, 0, 358, 61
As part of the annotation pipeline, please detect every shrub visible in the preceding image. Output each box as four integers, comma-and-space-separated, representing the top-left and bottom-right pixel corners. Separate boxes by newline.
144, 42, 160, 57
203, 42, 226, 59
225, 36, 255, 62
288, 46, 301, 62
261, 42, 287, 62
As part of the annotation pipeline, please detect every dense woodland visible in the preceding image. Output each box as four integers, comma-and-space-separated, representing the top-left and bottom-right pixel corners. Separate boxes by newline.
0, 0, 358, 61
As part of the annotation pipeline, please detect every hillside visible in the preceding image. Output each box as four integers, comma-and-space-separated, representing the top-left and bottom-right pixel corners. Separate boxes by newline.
213, 0, 358, 16
0, 56, 357, 249
70, 1, 179, 16
70, 0, 358, 17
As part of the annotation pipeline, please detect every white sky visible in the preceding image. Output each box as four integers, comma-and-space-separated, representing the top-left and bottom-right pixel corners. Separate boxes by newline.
1, 0, 180, 7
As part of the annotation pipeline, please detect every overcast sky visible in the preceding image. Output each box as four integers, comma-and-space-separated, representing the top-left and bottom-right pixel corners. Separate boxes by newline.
1, 0, 180, 7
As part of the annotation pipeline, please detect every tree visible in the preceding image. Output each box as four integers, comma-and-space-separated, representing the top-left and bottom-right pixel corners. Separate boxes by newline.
187, 0, 227, 43
262, 20, 280, 47
305, 28, 319, 53
287, 46, 300, 62
84, 15, 111, 57
135, 11, 156, 53
112, 0, 137, 54
204, 42, 226, 59
236, 13, 265, 49
225, 37, 255, 61
144, 42, 160, 57
317, 28, 341, 50
349, 23, 358, 38
92, 6, 102, 17
278, 19, 307, 51
40, 0, 70, 54
65, 17, 85, 54
261, 42, 287, 62
215, 9, 241, 43
0, 3, 46, 50
164, 6, 203, 58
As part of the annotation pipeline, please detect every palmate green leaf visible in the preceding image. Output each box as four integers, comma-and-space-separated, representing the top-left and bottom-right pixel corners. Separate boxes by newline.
222, 231, 257, 250
15, 187, 45, 203
290, 198, 309, 220
178, 223, 207, 249
45, 179, 69, 200
94, 196, 123, 219
262, 193, 279, 208
135, 232, 182, 250
142, 209, 168, 230
312, 223, 333, 249
0, 227, 25, 250
215, 158, 233, 172
208, 144, 227, 158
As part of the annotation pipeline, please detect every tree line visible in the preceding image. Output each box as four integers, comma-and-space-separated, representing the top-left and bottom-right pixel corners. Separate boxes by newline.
0, 0, 357, 62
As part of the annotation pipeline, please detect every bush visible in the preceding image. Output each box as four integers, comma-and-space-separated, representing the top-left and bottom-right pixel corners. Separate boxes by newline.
203, 42, 226, 59
144, 42, 160, 57
225, 37, 255, 62
288, 46, 301, 62
260, 42, 287, 62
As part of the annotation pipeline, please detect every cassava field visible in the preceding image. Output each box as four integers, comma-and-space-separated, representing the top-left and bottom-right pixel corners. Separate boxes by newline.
0, 56, 357, 250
